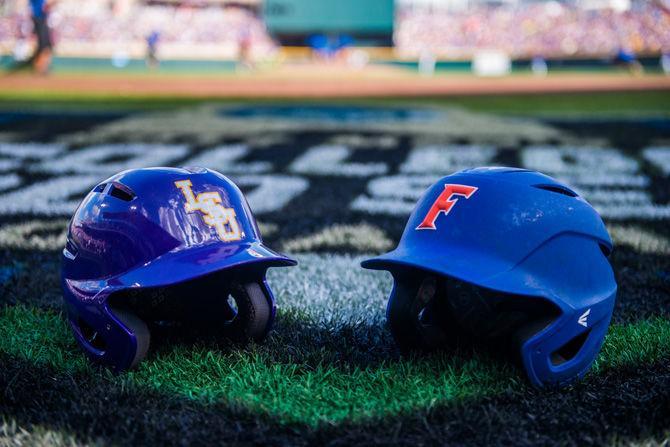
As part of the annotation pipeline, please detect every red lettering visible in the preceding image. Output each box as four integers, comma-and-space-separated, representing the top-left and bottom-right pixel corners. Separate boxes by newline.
416, 184, 478, 230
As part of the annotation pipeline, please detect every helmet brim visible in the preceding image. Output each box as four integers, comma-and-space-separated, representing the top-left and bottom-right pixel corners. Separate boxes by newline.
92, 241, 296, 292
361, 246, 509, 288
363, 230, 617, 311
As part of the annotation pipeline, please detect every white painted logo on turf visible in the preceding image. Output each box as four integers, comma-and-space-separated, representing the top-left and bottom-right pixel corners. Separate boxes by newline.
400, 145, 497, 174
290, 145, 387, 177
0, 143, 64, 172
521, 146, 670, 220
0, 175, 101, 215
235, 175, 309, 214
351, 145, 496, 215
185, 144, 271, 174
34, 144, 188, 176
578, 309, 591, 327
643, 146, 670, 176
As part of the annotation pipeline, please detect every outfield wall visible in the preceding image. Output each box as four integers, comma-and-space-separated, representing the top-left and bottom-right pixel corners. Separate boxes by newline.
0, 53, 666, 74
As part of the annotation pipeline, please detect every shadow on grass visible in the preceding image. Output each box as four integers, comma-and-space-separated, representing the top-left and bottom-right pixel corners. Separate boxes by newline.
0, 305, 520, 425
1, 303, 670, 431
1, 350, 668, 446
147, 308, 515, 371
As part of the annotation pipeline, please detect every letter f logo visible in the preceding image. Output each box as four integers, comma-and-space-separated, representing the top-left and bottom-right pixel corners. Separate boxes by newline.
416, 184, 478, 230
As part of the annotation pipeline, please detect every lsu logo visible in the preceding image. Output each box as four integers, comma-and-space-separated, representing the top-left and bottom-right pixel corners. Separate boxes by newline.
416, 184, 478, 230
174, 180, 242, 242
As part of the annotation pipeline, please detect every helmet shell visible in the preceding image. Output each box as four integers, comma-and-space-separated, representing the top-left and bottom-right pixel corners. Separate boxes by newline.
363, 167, 617, 387
62, 167, 295, 369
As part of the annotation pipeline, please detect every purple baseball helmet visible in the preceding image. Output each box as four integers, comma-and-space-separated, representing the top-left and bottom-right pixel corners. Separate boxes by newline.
61, 167, 296, 371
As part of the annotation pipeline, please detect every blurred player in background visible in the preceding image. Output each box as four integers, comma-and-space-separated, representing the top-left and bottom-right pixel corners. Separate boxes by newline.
8, 0, 54, 74
146, 30, 160, 69
29, 0, 54, 74
237, 22, 253, 70
11, 14, 33, 63
614, 47, 644, 76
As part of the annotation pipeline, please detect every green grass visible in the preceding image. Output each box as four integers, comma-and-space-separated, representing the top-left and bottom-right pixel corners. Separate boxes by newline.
130, 347, 511, 425
0, 90, 668, 115
593, 318, 670, 372
1, 305, 669, 427
424, 90, 670, 116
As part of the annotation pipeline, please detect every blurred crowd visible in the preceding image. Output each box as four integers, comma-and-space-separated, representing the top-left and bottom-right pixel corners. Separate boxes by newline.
396, 1, 670, 58
0, 0, 275, 59
1, 0, 669, 61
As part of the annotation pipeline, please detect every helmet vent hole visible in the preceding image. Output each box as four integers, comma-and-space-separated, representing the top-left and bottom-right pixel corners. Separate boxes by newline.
93, 183, 107, 193
550, 329, 590, 366
533, 184, 578, 198
109, 184, 135, 202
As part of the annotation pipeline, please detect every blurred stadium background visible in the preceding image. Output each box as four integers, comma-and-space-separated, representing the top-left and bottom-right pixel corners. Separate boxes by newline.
1, 0, 670, 76
0, 1, 669, 446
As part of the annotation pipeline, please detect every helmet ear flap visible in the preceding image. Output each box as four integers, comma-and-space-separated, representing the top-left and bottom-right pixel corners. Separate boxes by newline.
511, 317, 555, 362
513, 316, 603, 387
110, 307, 150, 369
549, 328, 592, 366
224, 281, 273, 343
69, 313, 107, 353
68, 307, 150, 371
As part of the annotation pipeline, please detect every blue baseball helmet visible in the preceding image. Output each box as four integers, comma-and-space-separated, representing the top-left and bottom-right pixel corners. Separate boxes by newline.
62, 167, 296, 371
362, 167, 617, 388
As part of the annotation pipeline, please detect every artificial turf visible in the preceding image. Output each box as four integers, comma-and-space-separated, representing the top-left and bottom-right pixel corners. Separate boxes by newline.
0, 305, 508, 426
1, 304, 669, 427
0, 94, 669, 445
0, 306, 670, 441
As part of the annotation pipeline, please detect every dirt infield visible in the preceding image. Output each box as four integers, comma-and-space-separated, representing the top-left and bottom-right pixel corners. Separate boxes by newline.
2, 68, 670, 98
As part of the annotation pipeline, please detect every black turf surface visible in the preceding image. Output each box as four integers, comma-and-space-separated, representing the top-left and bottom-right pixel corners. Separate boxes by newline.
1, 103, 669, 445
